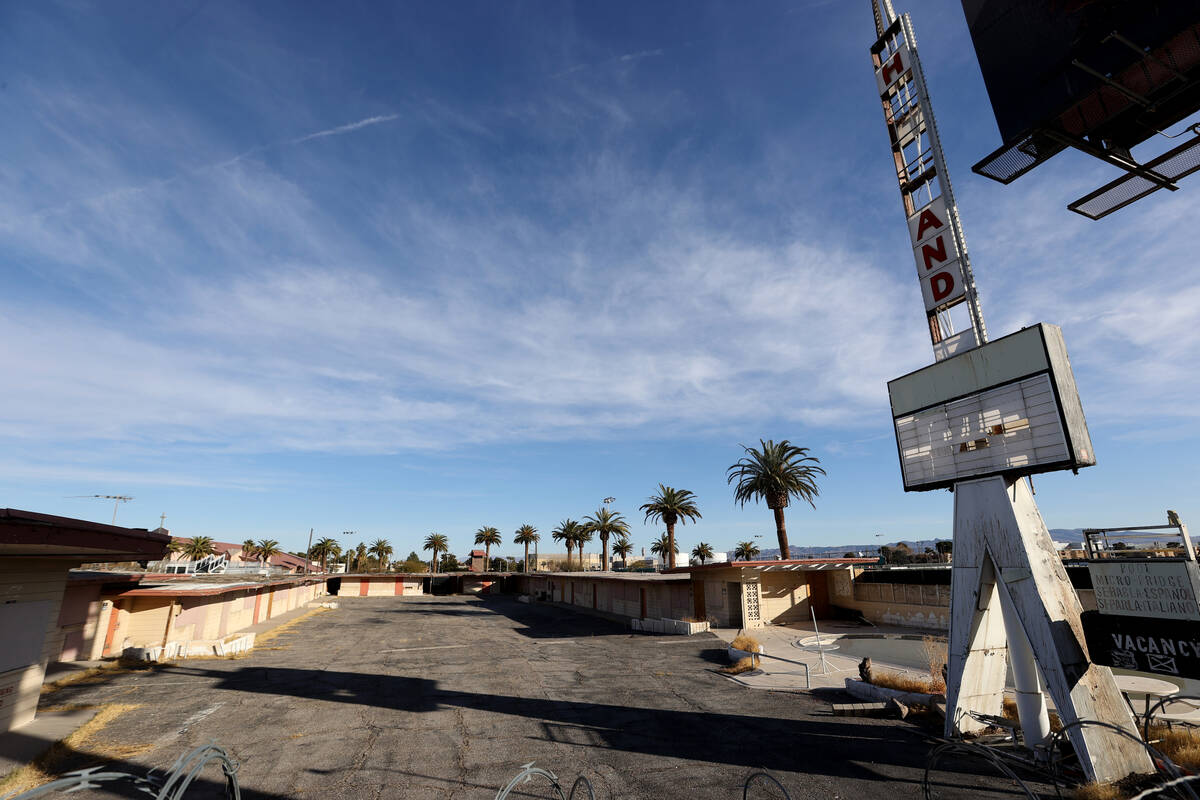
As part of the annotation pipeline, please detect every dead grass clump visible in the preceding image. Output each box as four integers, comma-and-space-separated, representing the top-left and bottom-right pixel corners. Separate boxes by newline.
1071, 782, 1125, 800
870, 669, 940, 695
254, 606, 330, 646
40, 664, 127, 696
730, 634, 761, 653
719, 656, 761, 675
1000, 697, 1063, 732
0, 703, 146, 797
921, 635, 947, 693
1147, 723, 1200, 769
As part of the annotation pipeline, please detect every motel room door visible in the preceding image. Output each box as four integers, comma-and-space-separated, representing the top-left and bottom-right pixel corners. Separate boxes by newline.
807, 572, 831, 619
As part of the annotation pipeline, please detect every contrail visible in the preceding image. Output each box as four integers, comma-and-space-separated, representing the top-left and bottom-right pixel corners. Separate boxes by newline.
26, 113, 401, 219
291, 113, 400, 144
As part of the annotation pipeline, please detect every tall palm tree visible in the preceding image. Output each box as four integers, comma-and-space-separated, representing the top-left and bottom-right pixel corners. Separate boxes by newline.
649, 533, 674, 570
181, 536, 216, 561
474, 526, 502, 570
310, 537, 341, 572
727, 439, 825, 561
354, 541, 367, 571
255, 539, 282, 568
583, 507, 630, 571
422, 533, 447, 574
734, 541, 761, 561
612, 537, 634, 569
240, 539, 257, 562
572, 524, 593, 570
369, 538, 394, 572
513, 525, 539, 573
692, 542, 715, 565
640, 485, 701, 569
551, 519, 581, 569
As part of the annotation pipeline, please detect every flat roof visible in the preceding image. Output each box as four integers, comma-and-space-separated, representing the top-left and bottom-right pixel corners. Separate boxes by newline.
0, 508, 170, 560
112, 575, 325, 597
526, 571, 689, 583
663, 558, 878, 574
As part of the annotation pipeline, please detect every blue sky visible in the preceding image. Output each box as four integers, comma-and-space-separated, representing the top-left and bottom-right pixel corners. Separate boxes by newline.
1, 1, 1196, 560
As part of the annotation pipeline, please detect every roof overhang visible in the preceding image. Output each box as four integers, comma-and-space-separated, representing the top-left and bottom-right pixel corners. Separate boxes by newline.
0, 508, 170, 561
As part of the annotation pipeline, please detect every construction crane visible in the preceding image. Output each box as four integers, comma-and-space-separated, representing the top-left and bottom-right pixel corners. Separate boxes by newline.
68, 495, 133, 525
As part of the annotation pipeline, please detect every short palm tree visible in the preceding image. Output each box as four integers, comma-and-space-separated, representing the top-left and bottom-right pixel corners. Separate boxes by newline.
240, 539, 257, 562
255, 539, 282, 567
640, 485, 701, 569
181, 536, 216, 561
727, 439, 825, 561
369, 538, 394, 571
310, 537, 341, 572
474, 526, 502, 570
734, 541, 761, 561
612, 537, 634, 568
354, 542, 367, 571
422, 533, 447, 574
583, 507, 630, 571
552, 519, 581, 569
692, 542, 715, 565
649, 533, 674, 569
514, 525, 539, 572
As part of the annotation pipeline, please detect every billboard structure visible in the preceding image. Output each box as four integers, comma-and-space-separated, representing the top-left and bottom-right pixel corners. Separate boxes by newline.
870, 0, 1151, 782
962, 0, 1200, 219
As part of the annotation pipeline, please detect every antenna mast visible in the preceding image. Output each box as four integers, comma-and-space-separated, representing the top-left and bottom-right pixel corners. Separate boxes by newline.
69, 494, 134, 525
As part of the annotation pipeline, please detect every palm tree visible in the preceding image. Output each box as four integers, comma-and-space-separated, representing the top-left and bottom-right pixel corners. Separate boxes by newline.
513, 525, 539, 573
583, 507, 630, 571
692, 542, 715, 565
474, 526, 502, 570
552, 519, 581, 569
734, 541, 761, 561
640, 485, 701, 569
255, 539, 282, 568
354, 542, 367, 571
727, 439, 825, 561
612, 537, 634, 569
181, 536, 216, 561
649, 533, 674, 570
572, 524, 593, 570
369, 538, 394, 571
310, 537, 341, 572
240, 539, 257, 562
422, 533, 447, 574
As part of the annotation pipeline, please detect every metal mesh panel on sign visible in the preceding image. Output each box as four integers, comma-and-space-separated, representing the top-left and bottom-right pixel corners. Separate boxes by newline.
972, 133, 1067, 183
1069, 131, 1200, 219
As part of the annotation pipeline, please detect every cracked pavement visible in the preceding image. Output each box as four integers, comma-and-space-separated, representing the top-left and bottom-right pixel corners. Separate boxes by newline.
35, 595, 979, 799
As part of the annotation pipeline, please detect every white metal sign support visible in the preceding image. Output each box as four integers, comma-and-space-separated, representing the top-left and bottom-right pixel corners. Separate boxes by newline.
869, 1, 1151, 782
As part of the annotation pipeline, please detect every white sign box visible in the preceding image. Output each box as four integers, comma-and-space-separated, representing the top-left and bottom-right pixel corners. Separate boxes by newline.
888, 323, 1095, 491
1089, 561, 1200, 622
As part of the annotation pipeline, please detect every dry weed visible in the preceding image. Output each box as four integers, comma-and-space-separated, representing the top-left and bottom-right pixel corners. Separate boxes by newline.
921, 635, 947, 693
254, 606, 330, 646
730, 634, 761, 653
0, 703, 147, 796
1147, 723, 1200, 769
870, 669, 939, 695
1071, 782, 1124, 800
719, 656, 761, 675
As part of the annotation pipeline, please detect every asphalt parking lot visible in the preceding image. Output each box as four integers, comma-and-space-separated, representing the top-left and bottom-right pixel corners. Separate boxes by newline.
28, 595, 965, 799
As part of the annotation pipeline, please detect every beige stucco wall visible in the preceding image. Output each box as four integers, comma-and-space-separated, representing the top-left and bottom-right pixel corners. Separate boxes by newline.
0, 559, 71, 732
759, 572, 812, 624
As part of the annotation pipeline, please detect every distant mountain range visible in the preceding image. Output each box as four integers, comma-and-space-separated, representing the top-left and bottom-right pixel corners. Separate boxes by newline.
723, 529, 1087, 560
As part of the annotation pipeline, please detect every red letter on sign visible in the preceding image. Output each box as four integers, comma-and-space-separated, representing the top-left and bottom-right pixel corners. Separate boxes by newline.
881, 51, 906, 86
920, 236, 948, 271
915, 208, 945, 240
930, 271, 956, 302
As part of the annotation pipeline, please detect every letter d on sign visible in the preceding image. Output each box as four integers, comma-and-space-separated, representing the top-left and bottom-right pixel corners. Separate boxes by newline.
931, 271, 955, 302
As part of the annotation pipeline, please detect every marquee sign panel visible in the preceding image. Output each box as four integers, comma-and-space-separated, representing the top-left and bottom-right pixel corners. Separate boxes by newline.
888, 323, 1095, 492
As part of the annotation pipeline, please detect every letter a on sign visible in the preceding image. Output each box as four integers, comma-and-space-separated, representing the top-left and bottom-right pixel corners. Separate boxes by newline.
907, 196, 950, 247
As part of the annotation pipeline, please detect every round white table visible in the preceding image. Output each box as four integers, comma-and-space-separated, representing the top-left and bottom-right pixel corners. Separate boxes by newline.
1114, 674, 1179, 722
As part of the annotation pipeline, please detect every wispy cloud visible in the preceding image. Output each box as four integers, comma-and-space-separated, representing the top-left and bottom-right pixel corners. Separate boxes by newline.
289, 113, 400, 145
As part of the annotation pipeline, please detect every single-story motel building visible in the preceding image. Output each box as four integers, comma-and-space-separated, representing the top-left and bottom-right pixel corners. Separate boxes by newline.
4, 506, 1107, 736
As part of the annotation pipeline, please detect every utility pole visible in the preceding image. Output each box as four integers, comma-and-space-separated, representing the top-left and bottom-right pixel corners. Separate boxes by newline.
304, 528, 314, 575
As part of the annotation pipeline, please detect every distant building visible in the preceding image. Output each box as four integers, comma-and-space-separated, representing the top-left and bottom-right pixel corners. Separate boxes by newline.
162, 538, 320, 574
468, 550, 486, 572
533, 552, 601, 571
